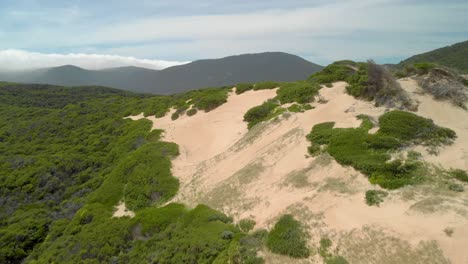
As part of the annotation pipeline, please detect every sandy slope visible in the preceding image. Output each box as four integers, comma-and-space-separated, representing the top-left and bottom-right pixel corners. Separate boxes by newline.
399, 78, 468, 170
130, 81, 468, 264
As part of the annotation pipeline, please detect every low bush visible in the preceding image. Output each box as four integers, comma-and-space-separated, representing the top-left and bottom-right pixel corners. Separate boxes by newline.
308, 63, 356, 84
365, 190, 388, 206
186, 108, 197, 116
276, 81, 320, 104
378, 110, 456, 145
449, 183, 464, 192
266, 214, 309, 258
306, 122, 336, 145
122, 142, 180, 210
307, 111, 455, 189
254, 81, 280, 90
239, 218, 256, 232
236, 83, 254, 94
449, 169, 468, 183
413, 62, 437, 74
287, 103, 304, 113
243, 101, 280, 129
192, 88, 229, 112
125, 204, 248, 264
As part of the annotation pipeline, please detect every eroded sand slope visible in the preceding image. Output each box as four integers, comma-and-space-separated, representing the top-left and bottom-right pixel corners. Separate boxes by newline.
130, 80, 468, 264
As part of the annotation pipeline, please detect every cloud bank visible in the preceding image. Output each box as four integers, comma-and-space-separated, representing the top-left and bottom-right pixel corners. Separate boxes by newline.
0, 0, 466, 65
0, 50, 189, 71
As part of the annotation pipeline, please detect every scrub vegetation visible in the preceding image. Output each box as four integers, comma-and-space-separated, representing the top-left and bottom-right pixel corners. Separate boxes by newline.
306, 111, 456, 189
266, 214, 310, 258
0, 83, 267, 263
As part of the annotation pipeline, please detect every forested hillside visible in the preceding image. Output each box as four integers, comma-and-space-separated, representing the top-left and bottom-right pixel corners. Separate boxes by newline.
399, 40, 468, 73
0, 83, 265, 263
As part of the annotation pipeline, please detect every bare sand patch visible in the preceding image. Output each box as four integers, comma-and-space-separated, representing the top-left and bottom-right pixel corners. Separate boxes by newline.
112, 201, 135, 218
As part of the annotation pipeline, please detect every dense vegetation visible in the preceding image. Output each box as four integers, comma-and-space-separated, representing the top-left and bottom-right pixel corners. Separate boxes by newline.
243, 101, 282, 129
276, 81, 320, 104
0, 83, 265, 263
398, 40, 468, 73
307, 111, 456, 189
266, 214, 310, 258
309, 60, 414, 109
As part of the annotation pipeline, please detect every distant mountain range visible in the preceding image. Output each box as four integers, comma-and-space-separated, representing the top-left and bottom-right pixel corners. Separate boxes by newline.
398, 40, 468, 73
0, 52, 323, 94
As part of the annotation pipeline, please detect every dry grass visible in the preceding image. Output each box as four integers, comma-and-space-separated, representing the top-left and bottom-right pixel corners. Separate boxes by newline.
338, 226, 450, 264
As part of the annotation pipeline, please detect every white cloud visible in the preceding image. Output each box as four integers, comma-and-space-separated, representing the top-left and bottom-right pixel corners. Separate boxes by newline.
0, 0, 466, 65
0, 50, 189, 71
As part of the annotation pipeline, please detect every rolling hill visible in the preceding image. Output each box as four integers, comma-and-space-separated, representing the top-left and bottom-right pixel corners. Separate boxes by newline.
0, 52, 323, 94
399, 40, 468, 73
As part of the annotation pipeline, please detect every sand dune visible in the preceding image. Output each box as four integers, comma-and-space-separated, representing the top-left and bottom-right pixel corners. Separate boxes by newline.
130, 81, 468, 263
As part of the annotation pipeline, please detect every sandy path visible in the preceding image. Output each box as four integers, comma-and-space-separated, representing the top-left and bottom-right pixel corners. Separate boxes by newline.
130, 82, 468, 263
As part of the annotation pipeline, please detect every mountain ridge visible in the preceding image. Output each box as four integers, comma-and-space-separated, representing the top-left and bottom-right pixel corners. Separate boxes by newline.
0, 52, 323, 95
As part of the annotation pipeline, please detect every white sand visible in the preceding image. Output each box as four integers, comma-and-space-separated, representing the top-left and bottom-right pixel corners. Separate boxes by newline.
129, 82, 468, 263
112, 201, 135, 218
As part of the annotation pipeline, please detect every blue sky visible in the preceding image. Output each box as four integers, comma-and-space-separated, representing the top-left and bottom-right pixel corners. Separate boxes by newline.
0, 0, 467, 69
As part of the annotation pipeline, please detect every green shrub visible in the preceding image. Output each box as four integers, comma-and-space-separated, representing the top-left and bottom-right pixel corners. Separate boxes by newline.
239, 218, 256, 232
266, 214, 309, 258
305, 111, 456, 189
124, 204, 247, 264
306, 122, 336, 146
287, 103, 304, 113
303, 104, 313, 110
243, 101, 280, 129
407, 150, 422, 160
449, 183, 464, 192
365, 190, 388, 206
413, 62, 436, 74
145, 129, 163, 142
123, 142, 180, 210
276, 81, 320, 104
193, 89, 229, 112
462, 78, 468, 86
133, 203, 187, 235
308, 144, 321, 157
378, 110, 456, 145
236, 83, 254, 94
309, 63, 356, 84
186, 108, 197, 116
171, 112, 179, 120
449, 169, 468, 183
254, 81, 280, 90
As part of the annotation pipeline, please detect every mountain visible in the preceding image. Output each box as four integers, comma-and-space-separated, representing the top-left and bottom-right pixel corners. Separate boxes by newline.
0, 52, 323, 94
398, 40, 468, 72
